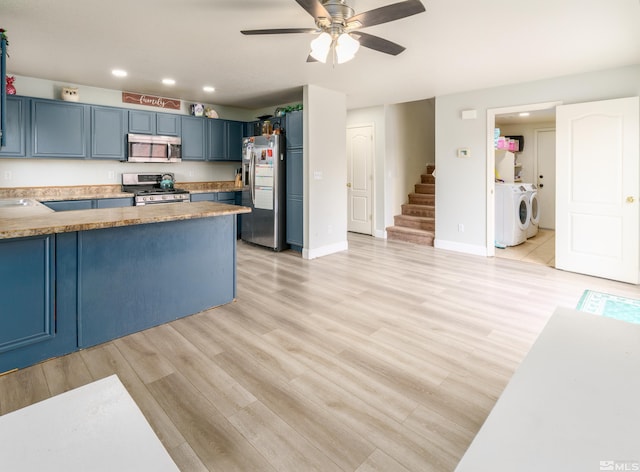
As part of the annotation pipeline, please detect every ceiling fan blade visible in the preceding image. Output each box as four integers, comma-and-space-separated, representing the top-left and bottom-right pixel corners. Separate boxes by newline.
353, 32, 406, 56
241, 28, 318, 35
346, 0, 425, 29
294, 0, 332, 21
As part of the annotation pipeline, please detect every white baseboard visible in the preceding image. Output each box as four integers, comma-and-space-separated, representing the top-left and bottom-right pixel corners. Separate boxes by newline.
375, 229, 386, 239
434, 239, 489, 257
303, 240, 349, 260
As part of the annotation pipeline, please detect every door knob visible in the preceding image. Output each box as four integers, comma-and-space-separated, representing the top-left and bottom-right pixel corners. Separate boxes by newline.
539, 175, 544, 179
346, 183, 352, 188
627, 196, 635, 203
539, 184, 544, 188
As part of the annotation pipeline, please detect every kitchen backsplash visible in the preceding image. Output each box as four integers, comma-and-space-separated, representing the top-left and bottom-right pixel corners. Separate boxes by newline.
0, 158, 239, 188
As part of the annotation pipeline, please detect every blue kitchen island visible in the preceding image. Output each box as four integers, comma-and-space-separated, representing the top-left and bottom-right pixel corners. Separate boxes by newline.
0, 200, 250, 373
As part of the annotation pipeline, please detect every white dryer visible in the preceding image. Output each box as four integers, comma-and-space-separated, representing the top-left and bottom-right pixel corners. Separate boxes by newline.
495, 183, 530, 246
521, 183, 540, 238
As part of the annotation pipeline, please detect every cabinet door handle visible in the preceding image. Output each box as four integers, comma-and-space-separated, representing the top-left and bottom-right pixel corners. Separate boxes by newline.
627, 196, 636, 203
346, 183, 352, 188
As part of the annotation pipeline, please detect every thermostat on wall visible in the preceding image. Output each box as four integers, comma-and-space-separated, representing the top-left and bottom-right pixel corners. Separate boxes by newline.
457, 148, 470, 158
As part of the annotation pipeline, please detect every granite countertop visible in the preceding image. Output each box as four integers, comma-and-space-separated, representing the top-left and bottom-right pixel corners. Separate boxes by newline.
0, 201, 250, 240
0, 181, 242, 201
0, 185, 134, 201
180, 182, 243, 194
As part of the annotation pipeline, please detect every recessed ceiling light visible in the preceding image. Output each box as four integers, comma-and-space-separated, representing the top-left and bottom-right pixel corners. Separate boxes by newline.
203, 86, 215, 93
519, 112, 530, 117
112, 69, 127, 78
162, 78, 176, 86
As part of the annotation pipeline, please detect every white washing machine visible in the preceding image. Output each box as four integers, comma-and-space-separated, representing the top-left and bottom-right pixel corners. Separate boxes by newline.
495, 183, 530, 246
521, 183, 540, 238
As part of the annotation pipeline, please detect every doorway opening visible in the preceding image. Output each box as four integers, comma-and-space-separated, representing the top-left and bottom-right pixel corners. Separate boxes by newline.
486, 101, 561, 265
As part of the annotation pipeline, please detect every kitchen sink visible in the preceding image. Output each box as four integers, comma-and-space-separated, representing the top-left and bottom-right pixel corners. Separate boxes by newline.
0, 198, 39, 207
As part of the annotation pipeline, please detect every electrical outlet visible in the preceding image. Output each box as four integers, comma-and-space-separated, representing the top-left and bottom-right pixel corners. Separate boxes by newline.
107, 171, 116, 180
458, 223, 464, 232
4, 170, 12, 181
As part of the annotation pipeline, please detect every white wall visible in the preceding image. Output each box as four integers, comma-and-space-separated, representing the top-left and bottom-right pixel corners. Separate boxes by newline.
498, 121, 555, 184
1, 75, 258, 187
11, 75, 255, 120
434, 64, 640, 256
303, 84, 348, 259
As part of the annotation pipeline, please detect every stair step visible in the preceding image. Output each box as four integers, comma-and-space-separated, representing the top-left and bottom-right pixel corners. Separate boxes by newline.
415, 183, 435, 194
386, 226, 435, 246
408, 193, 435, 205
402, 203, 435, 218
426, 164, 435, 174
421, 174, 435, 184
394, 214, 435, 231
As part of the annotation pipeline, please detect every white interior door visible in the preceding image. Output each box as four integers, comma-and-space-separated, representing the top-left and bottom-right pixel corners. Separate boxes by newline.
556, 96, 639, 284
347, 125, 373, 235
535, 129, 556, 229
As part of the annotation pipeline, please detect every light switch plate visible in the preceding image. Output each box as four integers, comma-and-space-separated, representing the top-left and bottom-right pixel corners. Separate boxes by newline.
457, 148, 470, 158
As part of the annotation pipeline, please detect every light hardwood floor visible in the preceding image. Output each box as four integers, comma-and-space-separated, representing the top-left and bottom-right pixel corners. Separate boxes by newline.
1, 233, 637, 471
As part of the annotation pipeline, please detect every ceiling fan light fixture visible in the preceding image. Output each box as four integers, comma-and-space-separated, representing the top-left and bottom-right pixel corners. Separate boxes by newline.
310, 32, 332, 63
335, 32, 360, 64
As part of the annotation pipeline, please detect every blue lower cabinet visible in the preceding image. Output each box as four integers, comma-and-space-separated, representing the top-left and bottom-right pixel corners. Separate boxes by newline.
43, 198, 133, 211
95, 197, 134, 208
0, 235, 76, 373
43, 199, 93, 211
0, 216, 238, 370
286, 148, 303, 248
217, 191, 236, 204
190, 192, 217, 202
77, 218, 235, 348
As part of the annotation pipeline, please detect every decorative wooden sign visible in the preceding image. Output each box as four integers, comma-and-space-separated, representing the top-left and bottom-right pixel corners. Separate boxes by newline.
122, 92, 181, 110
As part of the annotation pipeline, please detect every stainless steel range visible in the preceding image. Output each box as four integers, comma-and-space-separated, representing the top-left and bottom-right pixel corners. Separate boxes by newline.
122, 172, 190, 206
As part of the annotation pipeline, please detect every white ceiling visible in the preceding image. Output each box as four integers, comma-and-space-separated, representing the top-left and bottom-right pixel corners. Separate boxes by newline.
2, 0, 639, 111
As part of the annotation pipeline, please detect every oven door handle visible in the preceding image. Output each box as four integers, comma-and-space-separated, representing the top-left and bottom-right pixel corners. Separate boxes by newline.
167, 143, 173, 161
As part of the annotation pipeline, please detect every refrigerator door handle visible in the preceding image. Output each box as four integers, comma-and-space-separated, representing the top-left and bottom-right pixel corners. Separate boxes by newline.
250, 151, 256, 205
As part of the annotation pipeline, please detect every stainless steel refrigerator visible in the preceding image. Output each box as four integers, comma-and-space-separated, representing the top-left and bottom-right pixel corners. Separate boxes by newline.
241, 134, 287, 251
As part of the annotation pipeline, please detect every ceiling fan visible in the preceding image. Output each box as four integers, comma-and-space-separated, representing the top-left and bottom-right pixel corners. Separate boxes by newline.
241, 0, 426, 64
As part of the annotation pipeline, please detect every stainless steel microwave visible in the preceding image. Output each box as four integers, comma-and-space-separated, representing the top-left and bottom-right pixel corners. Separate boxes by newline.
127, 134, 182, 163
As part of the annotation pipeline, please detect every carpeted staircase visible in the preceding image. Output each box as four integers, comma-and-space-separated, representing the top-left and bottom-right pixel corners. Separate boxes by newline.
386, 164, 435, 246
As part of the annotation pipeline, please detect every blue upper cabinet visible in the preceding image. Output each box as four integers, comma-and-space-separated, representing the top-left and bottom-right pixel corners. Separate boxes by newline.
129, 110, 180, 136
207, 119, 225, 160
31, 99, 90, 158
0, 96, 29, 157
207, 119, 243, 161
181, 115, 206, 161
128, 110, 155, 134
91, 106, 128, 160
226, 120, 243, 161
156, 113, 181, 136
286, 110, 303, 149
